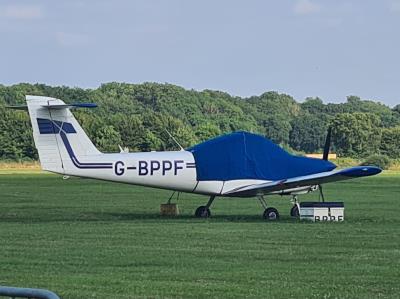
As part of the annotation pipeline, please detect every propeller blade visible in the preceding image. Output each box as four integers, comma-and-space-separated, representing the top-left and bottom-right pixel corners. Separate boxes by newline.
322, 127, 332, 161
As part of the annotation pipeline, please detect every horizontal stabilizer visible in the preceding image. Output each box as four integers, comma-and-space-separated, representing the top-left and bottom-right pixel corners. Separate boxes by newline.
6, 103, 97, 110
6, 105, 28, 110
223, 166, 382, 197
41, 103, 97, 109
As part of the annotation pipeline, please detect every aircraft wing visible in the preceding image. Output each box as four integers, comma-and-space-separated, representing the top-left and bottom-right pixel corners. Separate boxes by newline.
223, 166, 382, 197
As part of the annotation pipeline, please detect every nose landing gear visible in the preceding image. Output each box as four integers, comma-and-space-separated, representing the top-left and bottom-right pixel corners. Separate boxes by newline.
290, 195, 300, 218
290, 204, 300, 217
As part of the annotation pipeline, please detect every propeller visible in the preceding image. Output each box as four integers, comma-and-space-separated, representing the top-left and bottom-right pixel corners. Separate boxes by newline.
322, 127, 332, 161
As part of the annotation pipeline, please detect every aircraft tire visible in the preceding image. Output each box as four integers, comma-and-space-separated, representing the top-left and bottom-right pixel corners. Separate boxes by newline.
195, 206, 211, 218
290, 205, 300, 218
263, 207, 279, 220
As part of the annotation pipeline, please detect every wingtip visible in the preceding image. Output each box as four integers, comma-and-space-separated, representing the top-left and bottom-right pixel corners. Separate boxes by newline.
365, 166, 382, 175
342, 165, 382, 177
71, 103, 98, 108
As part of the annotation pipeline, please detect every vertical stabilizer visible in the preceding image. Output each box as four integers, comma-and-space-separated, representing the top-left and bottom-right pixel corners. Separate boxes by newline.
26, 95, 101, 174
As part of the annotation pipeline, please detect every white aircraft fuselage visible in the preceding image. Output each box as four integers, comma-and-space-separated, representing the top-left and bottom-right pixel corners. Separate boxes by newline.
61, 150, 272, 197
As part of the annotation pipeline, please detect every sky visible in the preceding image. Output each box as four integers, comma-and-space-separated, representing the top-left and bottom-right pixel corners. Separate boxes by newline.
0, 0, 399, 106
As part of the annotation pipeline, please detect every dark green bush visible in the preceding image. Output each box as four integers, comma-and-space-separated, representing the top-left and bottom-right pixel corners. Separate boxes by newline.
360, 154, 391, 170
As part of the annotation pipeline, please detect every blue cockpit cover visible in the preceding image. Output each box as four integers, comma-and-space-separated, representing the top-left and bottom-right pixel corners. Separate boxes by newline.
187, 131, 336, 181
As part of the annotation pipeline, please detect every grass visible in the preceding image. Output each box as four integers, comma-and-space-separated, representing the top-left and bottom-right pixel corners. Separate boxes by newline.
0, 172, 399, 299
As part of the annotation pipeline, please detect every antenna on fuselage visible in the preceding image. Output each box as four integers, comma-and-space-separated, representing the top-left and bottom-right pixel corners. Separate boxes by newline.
118, 145, 129, 153
164, 129, 184, 151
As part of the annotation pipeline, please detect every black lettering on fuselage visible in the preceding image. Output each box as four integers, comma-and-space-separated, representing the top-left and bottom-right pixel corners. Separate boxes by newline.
174, 160, 184, 175
139, 161, 148, 175
132, 160, 188, 176
114, 161, 125, 176
150, 160, 161, 175
162, 160, 173, 175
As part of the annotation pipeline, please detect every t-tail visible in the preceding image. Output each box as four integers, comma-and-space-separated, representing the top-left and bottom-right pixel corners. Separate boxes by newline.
25, 95, 103, 175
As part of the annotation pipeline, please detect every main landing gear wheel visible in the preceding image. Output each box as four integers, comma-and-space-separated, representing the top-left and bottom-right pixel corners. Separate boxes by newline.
263, 207, 280, 221
290, 205, 300, 218
195, 196, 216, 218
195, 206, 211, 218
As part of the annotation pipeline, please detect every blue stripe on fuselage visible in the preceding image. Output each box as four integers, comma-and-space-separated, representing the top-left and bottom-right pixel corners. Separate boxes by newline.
59, 132, 113, 169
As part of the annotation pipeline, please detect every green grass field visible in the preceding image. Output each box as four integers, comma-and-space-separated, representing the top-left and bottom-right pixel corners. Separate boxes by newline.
0, 171, 399, 299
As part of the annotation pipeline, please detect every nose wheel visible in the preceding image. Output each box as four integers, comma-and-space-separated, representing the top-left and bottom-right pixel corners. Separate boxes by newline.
290, 195, 300, 218
290, 204, 300, 217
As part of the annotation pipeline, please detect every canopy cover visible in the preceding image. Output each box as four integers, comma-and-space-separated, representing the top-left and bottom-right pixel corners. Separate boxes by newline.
188, 131, 336, 181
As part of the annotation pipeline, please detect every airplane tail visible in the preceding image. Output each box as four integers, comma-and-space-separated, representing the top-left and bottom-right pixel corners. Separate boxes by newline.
26, 95, 102, 174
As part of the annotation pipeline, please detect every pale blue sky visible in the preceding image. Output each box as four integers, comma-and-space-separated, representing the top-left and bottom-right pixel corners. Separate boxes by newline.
1, 0, 399, 106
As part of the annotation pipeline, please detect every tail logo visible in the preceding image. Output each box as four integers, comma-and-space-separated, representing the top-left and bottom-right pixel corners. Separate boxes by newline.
37, 118, 112, 169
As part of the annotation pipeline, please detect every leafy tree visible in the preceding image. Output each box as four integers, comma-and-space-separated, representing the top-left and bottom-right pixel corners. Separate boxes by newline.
0, 83, 399, 161
93, 125, 122, 152
0, 107, 36, 160
289, 113, 330, 153
324, 96, 399, 127
380, 127, 400, 158
195, 122, 221, 142
243, 91, 299, 144
331, 113, 381, 157
301, 97, 325, 114
262, 114, 292, 145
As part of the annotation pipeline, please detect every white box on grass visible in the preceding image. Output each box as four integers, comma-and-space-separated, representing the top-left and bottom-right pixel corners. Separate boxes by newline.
299, 202, 344, 222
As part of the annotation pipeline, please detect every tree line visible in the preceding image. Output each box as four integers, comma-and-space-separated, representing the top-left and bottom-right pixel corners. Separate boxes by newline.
0, 83, 399, 161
